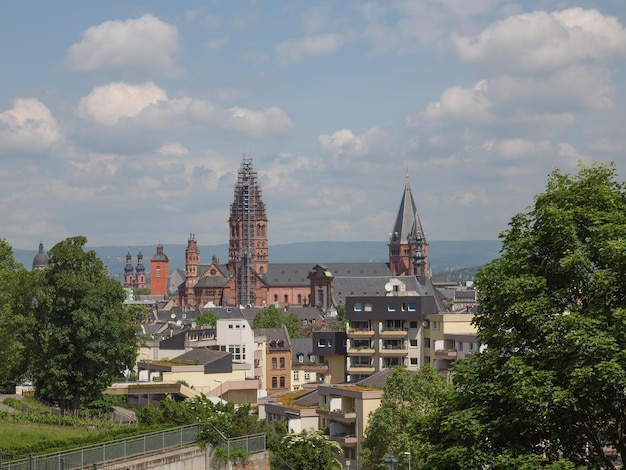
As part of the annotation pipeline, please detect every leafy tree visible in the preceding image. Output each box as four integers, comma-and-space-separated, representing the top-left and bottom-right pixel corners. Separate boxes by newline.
196, 309, 218, 327
0, 239, 36, 391
274, 429, 342, 470
361, 366, 455, 469
252, 305, 301, 338
30, 236, 138, 411
445, 163, 626, 468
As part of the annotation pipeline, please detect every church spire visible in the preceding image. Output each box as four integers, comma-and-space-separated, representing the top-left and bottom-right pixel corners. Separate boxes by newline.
388, 171, 428, 276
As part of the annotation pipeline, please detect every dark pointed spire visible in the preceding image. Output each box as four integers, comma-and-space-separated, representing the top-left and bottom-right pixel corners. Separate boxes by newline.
389, 170, 426, 246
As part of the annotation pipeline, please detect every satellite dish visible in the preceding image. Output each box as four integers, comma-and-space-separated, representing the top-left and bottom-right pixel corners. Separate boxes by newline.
170, 313, 176, 319
176, 320, 182, 326
384, 282, 393, 292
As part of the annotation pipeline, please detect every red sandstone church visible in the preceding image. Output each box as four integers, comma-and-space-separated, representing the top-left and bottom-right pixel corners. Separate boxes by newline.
172, 155, 429, 311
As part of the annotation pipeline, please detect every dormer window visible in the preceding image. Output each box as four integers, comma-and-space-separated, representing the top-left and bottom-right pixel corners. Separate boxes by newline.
297, 353, 304, 363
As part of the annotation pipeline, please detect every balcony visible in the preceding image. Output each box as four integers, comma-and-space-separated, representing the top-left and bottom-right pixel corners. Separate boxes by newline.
347, 365, 375, 375
434, 349, 458, 360
348, 329, 375, 338
380, 329, 408, 338
330, 434, 358, 446
318, 408, 357, 423
380, 347, 408, 356
348, 347, 375, 356
298, 362, 329, 373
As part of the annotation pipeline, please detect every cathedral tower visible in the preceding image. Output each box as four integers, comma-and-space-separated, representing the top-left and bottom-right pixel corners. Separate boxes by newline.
388, 170, 429, 276
183, 234, 200, 306
228, 154, 268, 306
150, 244, 169, 296
135, 249, 146, 288
123, 249, 135, 287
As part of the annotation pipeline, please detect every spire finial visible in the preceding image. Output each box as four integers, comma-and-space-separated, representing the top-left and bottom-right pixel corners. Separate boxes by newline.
406, 165, 409, 180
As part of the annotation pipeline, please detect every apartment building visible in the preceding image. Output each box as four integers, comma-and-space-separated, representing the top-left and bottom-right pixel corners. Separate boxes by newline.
345, 285, 443, 381
422, 313, 479, 370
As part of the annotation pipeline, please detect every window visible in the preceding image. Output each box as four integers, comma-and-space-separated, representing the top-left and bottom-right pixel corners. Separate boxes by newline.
309, 354, 316, 363
297, 353, 304, 363
410, 339, 418, 347
354, 303, 363, 311
228, 345, 246, 361
408, 302, 416, 311
388, 303, 397, 311
364, 303, 373, 311
280, 376, 285, 388
410, 358, 418, 365
279, 357, 285, 368
298, 294, 302, 304
410, 321, 418, 329
271, 377, 277, 388
228, 324, 233, 329
272, 358, 277, 369
155, 267, 160, 277
274, 294, 278, 302
304, 372, 310, 381
284, 294, 288, 303
317, 338, 327, 347
425, 339, 431, 347
293, 371, 300, 381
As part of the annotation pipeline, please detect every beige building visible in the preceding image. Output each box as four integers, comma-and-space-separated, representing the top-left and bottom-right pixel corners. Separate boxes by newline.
423, 312, 477, 370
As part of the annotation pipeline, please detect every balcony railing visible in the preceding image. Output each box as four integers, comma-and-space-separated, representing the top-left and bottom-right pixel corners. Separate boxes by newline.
380, 329, 408, 338
347, 329, 375, 337
434, 349, 458, 360
348, 347, 375, 356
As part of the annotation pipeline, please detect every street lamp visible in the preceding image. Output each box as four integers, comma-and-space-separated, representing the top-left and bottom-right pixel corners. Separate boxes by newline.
383, 449, 399, 470
404, 451, 411, 470
214, 379, 223, 400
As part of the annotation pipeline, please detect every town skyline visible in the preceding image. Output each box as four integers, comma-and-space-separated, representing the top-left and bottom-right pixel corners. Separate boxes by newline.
2, 1, 626, 250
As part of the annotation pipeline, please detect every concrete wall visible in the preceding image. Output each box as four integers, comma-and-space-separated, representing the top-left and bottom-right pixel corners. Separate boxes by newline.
105, 444, 270, 470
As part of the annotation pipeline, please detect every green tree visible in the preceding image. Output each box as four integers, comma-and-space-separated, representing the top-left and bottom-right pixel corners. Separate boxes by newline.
196, 309, 218, 327
31, 236, 138, 411
252, 305, 301, 338
361, 366, 455, 469
445, 163, 626, 468
274, 429, 342, 470
0, 239, 36, 391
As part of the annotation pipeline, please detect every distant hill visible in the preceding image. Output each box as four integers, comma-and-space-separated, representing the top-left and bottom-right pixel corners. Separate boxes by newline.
13, 240, 501, 279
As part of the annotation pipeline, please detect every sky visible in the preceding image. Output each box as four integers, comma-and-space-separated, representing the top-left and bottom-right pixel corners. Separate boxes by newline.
2, 0, 626, 251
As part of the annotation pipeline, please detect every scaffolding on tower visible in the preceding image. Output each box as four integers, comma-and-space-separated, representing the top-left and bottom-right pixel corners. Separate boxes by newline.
230, 154, 264, 306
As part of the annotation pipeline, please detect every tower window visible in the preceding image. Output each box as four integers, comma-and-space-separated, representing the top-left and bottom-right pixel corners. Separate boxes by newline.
155, 267, 160, 278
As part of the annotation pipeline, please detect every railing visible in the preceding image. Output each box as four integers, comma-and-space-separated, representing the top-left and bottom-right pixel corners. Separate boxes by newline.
1, 424, 200, 470
210, 426, 266, 456
1, 424, 267, 470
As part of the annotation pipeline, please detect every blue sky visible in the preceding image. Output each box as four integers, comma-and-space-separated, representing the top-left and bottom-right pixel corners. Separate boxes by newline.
2, 0, 626, 250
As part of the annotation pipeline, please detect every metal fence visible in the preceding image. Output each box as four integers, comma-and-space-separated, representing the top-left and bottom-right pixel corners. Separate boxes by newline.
1, 424, 200, 470
211, 426, 266, 456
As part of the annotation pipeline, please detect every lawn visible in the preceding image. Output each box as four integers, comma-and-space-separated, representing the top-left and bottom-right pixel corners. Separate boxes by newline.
0, 422, 105, 453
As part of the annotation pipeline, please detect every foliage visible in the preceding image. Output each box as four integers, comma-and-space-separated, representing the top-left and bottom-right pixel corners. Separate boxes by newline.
441, 163, 626, 468
133, 287, 151, 296
136, 396, 265, 440
273, 429, 342, 470
196, 309, 218, 327
0, 239, 37, 391
30, 236, 139, 411
252, 305, 302, 338
361, 366, 455, 469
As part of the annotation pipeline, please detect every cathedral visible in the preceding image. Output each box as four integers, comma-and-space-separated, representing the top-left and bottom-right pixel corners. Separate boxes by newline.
177, 155, 429, 310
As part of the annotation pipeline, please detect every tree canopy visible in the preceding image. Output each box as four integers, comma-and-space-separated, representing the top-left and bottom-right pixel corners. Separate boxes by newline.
0, 239, 35, 391
441, 163, 626, 468
362, 366, 455, 469
252, 305, 301, 338
274, 429, 342, 470
30, 236, 138, 411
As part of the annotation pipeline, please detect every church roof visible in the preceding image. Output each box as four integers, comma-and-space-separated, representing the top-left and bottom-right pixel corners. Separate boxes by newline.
32, 241, 49, 270
389, 172, 426, 246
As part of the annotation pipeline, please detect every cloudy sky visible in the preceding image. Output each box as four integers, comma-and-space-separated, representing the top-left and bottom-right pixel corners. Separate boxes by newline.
2, 1, 626, 251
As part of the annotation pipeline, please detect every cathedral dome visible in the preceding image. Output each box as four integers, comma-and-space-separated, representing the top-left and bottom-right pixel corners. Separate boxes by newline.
32, 241, 50, 270
151, 244, 169, 262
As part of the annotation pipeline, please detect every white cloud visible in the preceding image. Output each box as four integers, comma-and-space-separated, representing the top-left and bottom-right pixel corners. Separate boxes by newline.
76, 82, 168, 126
276, 33, 344, 65
65, 14, 181, 75
0, 98, 62, 151
157, 143, 189, 156
417, 80, 492, 123
453, 8, 626, 72
223, 107, 294, 137
318, 129, 369, 159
